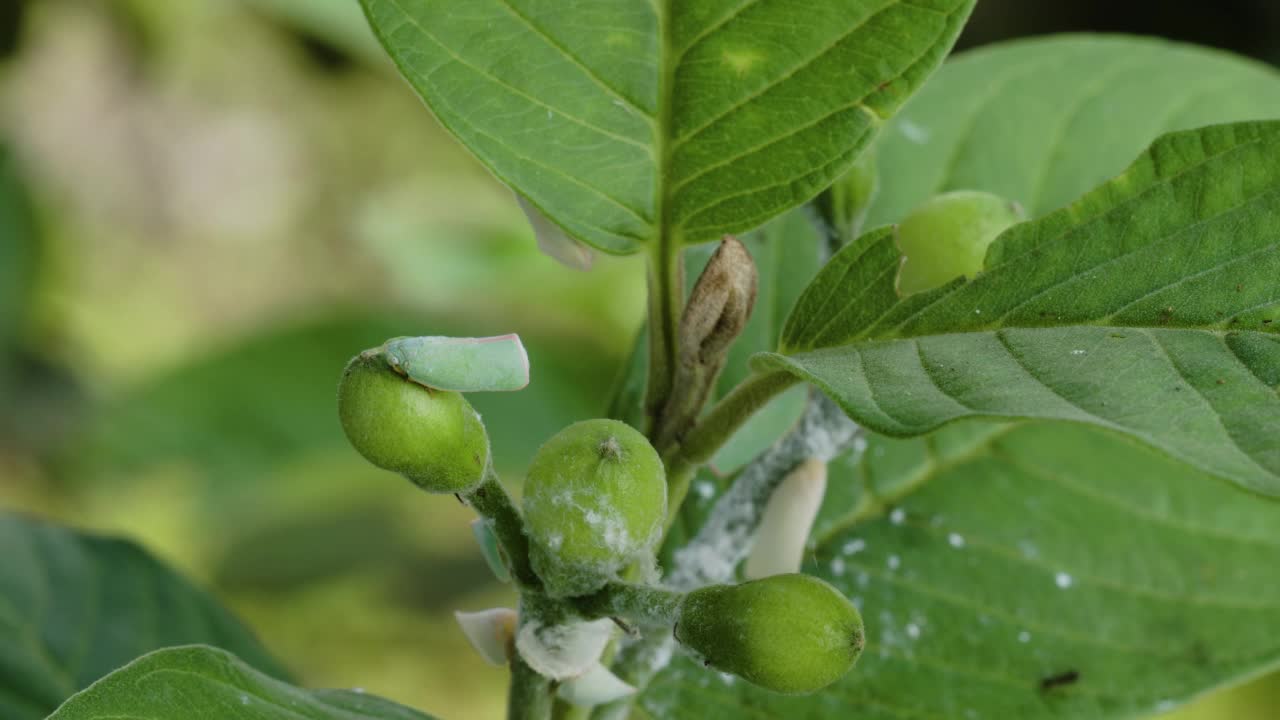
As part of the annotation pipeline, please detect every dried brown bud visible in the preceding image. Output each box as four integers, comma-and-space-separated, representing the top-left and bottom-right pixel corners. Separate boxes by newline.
680, 236, 759, 366
655, 236, 758, 450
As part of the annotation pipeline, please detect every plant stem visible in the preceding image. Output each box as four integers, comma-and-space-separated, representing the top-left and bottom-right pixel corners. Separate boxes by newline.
572, 583, 683, 625
464, 466, 540, 589
508, 654, 554, 720
644, 235, 683, 436
662, 370, 797, 525
667, 392, 860, 589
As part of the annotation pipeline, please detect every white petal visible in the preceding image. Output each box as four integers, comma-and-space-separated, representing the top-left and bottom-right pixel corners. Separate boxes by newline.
517, 195, 594, 271
454, 608, 517, 666
516, 618, 614, 680
745, 458, 827, 579
557, 663, 637, 707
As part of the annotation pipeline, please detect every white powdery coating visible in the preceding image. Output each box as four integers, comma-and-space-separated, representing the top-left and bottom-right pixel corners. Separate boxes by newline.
516, 618, 616, 680
669, 395, 861, 590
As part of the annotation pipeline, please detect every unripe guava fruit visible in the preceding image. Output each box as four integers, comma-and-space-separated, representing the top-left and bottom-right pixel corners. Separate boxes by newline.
896, 190, 1025, 295
675, 573, 863, 694
338, 350, 489, 493
523, 419, 666, 598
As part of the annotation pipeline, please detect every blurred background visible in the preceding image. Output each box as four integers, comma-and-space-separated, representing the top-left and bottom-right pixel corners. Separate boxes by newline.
1, 1, 1278, 719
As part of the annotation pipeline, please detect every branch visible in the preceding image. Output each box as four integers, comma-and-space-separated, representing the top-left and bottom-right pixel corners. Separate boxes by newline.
661, 370, 797, 524
465, 466, 540, 589
668, 392, 860, 589
643, 235, 684, 434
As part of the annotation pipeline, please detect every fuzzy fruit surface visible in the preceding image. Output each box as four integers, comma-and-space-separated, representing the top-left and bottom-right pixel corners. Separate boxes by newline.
338, 351, 488, 493
896, 190, 1025, 295
524, 419, 666, 598
676, 573, 863, 694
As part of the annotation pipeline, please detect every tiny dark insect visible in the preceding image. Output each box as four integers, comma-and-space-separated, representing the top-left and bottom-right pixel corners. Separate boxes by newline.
1040, 670, 1080, 692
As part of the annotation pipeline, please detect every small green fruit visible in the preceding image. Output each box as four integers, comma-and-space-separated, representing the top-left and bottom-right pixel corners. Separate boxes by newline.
675, 573, 863, 694
523, 419, 666, 597
337, 350, 488, 493
896, 190, 1025, 295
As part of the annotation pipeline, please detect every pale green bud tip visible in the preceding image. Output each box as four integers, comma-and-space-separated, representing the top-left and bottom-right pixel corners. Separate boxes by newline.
337, 350, 489, 494
523, 419, 667, 597
896, 189, 1026, 296
675, 574, 863, 694
470, 519, 511, 583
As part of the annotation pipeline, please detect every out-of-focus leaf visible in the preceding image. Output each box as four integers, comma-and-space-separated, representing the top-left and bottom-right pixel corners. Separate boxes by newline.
73, 312, 615, 487
644, 422, 1280, 719
0, 143, 40, 390
241, 0, 384, 64
47, 645, 437, 720
0, 513, 288, 720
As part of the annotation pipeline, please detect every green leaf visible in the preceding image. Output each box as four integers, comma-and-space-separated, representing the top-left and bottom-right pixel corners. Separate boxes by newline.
762, 121, 1280, 495
642, 422, 1280, 719
47, 645, 437, 720
0, 514, 287, 720
358, 0, 974, 252
865, 35, 1280, 227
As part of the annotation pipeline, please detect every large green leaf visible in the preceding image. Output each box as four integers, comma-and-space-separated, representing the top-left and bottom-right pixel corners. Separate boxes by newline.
47, 646, 437, 720
0, 514, 287, 720
642, 422, 1280, 719
865, 35, 1280, 227
760, 121, 1280, 495
359, 0, 974, 252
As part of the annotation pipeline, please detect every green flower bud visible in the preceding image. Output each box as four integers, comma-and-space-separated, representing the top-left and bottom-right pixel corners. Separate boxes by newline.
337, 350, 489, 494
523, 419, 666, 597
896, 190, 1025, 295
675, 573, 863, 694
812, 147, 878, 249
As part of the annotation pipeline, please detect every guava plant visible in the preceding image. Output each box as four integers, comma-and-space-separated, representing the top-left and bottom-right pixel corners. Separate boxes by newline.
6, 2, 1280, 720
